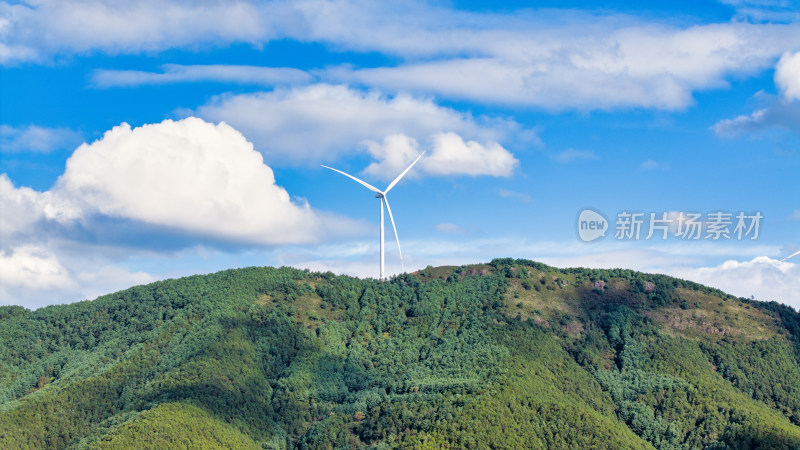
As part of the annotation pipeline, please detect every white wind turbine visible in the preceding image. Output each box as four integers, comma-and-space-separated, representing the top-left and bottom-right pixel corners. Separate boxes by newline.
323, 151, 426, 280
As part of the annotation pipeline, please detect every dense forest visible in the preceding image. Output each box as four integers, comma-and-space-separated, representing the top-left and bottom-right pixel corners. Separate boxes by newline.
2, 258, 800, 448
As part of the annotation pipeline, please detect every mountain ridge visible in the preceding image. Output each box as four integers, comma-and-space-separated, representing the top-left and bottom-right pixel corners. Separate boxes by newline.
1, 259, 800, 449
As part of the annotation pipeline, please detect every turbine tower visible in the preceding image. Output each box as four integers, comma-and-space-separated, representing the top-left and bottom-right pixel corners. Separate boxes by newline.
323, 151, 426, 280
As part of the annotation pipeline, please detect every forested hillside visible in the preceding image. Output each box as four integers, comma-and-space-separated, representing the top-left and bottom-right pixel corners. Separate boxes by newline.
2, 259, 800, 449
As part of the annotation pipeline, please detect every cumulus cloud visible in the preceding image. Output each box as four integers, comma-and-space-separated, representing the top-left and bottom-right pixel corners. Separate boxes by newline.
361, 134, 423, 180
0, 124, 82, 153
0, 117, 338, 246
0, 246, 75, 291
0, 175, 49, 237
713, 108, 770, 135
73, 265, 155, 301
362, 132, 518, 180
92, 64, 311, 88
712, 52, 800, 136
776, 51, 800, 101
712, 97, 800, 135
0, 243, 157, 308
0, 117, 358, 307
193, 84, 526, 165
0, 174, 81, 238
52, 118, 323, 244
423, 133, 517, 177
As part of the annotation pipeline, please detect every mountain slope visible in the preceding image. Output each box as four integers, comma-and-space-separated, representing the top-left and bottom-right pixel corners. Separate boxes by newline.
1, 259, 799, 448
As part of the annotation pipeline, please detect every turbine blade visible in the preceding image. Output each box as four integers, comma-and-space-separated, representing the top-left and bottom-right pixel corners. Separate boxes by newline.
783, 249, 800, 262
384, 150, 427, 193
321, 165, 383, 194
383, 196, 403, 270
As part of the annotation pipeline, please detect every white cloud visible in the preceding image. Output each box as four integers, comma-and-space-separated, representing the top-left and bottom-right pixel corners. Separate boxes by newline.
193, 84, 525, 165
329, 18, 800, 110
713, 108, 770, 135
720, 0, 800, 23
0, 245, 75, 291
92, 64, 311, 88
423, 133, 517, 177
0, 174, 81, 238
362, 132, 518, 179
53, 118, 323, 245
334, 57, 691, 110
0, 118, 341, 246
711, 99, 800, 135
0, 175, 48, 237
712, 52, 800, 136
7, 2, 800, 111
0, 0, 283, 64
362, 134, 422, 180
776, 51, 800, 101
0, 241, 160, 308
73, 265, 155, 301
0, 118, 363, 307
0, 124, 82, 153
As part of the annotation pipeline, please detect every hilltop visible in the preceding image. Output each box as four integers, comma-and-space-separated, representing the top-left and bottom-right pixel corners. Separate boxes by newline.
2, 259, 800, 449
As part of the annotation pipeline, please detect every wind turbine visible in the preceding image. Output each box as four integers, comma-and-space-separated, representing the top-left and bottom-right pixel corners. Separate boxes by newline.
323, 151, 426, 280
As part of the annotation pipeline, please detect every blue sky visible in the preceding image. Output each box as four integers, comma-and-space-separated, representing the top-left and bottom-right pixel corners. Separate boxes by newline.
1, 0, 799, 309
